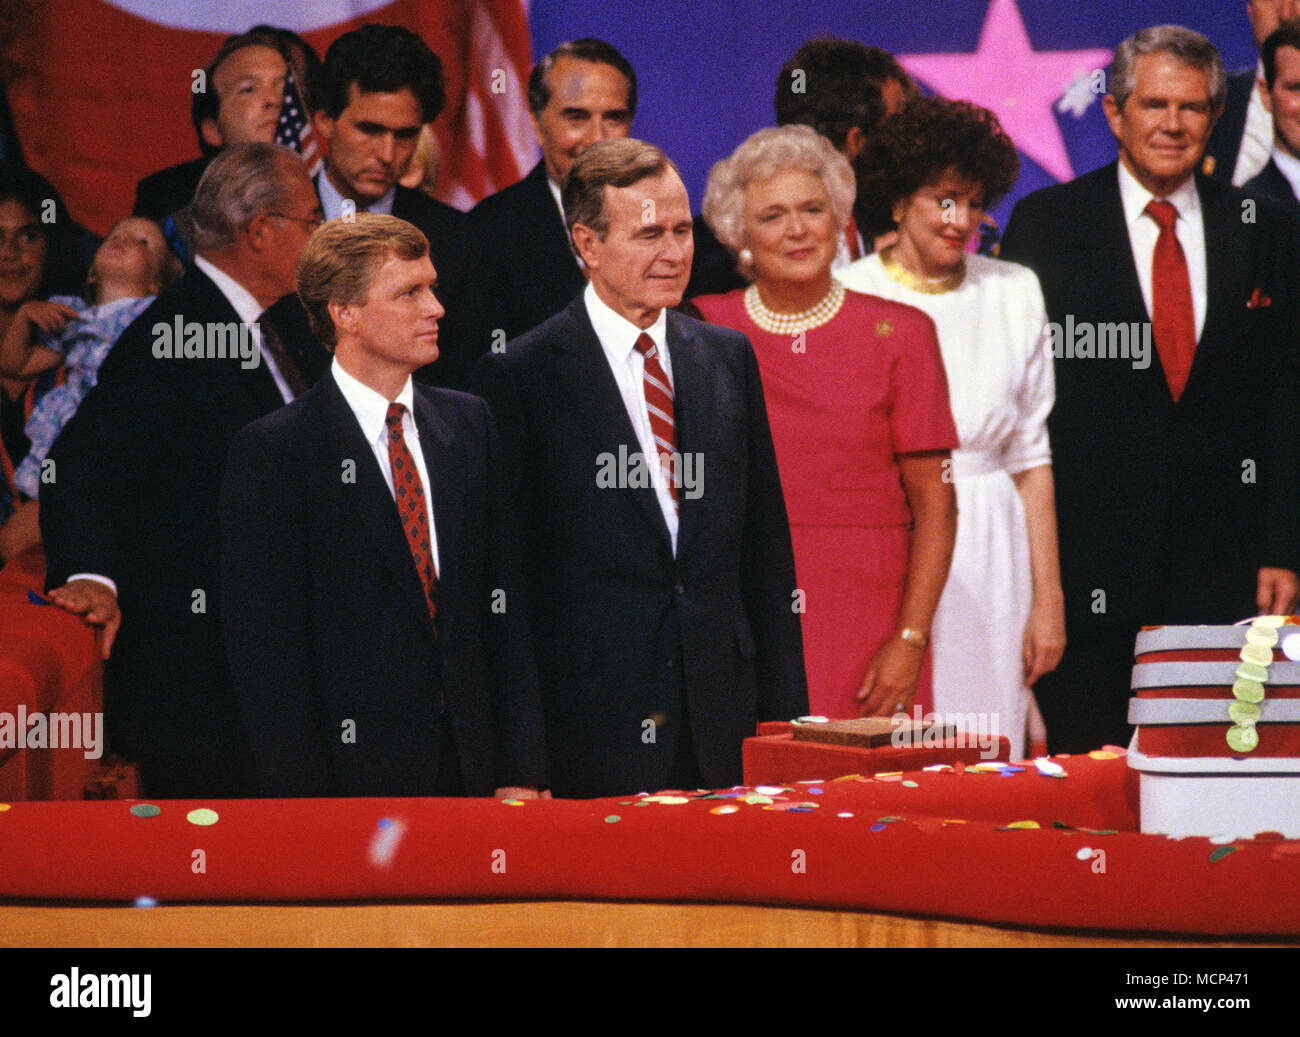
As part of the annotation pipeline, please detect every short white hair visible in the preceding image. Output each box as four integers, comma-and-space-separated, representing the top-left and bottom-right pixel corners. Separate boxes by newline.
701, 124, 854, 255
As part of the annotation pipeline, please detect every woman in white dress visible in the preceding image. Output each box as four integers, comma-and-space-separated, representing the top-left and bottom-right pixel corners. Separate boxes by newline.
840, 97, 1064, 758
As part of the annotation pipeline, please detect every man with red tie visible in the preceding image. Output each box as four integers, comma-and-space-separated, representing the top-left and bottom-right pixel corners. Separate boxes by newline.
473, 139, 807, 798
1000, 25, 1300, 753
220, 214, 546, 798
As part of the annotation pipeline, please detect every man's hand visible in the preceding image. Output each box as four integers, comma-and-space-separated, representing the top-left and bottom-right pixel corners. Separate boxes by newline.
47, 579, 121, 659
494, 786, 551, 800
1256, 567, 1299, 617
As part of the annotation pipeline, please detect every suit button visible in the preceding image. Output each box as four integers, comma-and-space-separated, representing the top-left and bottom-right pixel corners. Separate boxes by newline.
674, 583, 685, 596
666, 658, 675, 668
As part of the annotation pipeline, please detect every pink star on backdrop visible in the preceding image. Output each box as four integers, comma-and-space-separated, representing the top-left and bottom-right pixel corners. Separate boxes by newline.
900, 0, 1113, 182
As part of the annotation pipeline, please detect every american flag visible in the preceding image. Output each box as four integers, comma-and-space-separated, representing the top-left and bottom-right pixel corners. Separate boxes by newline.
274, 68, 322, 179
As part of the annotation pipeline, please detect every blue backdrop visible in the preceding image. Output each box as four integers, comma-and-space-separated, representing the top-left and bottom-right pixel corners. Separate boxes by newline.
529, 0, 1257, 230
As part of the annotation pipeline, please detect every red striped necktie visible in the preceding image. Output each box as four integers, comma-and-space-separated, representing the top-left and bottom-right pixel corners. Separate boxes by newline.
633, 332, 678, 509
385, 402, 439, 629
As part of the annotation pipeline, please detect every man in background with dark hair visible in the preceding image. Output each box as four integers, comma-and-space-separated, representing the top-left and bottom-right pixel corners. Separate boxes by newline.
311, 23, 469, 389
1204, 0, 1299, 184
132, 28, 290, 229
688, 35, 914, 298
1245, 16, 1300, 207
461, 38, 636, 385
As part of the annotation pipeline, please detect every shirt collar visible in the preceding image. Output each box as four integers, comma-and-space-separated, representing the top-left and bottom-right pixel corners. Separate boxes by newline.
583, 282, 669, 368
194, 253, 265, 325
330, 356, 415, 445
1117, 160, 1201, 230
317, 169, 395, 220
1271, 146, 1300, 199
546, 174, 565, 223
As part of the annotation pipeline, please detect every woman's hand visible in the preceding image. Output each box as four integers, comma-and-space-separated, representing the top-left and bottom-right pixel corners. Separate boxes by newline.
855, 636, 924, 716
17, 299, 79, 336
1022, 592, 1065, 686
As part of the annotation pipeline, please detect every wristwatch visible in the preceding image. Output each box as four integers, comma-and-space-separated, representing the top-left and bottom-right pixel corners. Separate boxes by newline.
896, 627, 929, 648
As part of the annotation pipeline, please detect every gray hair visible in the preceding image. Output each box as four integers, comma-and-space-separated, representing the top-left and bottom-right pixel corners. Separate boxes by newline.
1109, 25, 1226, 112
190, 142, 305, 252
563, 137, 678, 238
701, 124, 854, 257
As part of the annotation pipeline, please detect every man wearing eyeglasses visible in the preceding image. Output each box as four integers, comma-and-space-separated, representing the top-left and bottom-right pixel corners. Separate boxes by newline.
40, 143, 331, 798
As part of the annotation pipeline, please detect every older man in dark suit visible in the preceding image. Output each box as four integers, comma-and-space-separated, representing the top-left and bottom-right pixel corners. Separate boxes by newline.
41, 143, 328, 797
220, 214, 545, 798
464, 39, 635, 373
473, 138, 808, 798
1000, 25, 1300, 754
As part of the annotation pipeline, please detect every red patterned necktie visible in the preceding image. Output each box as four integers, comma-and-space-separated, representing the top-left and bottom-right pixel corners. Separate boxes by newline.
385, 402, 439, 629
633, 332, 678, 509
1145, 199, 1197, 402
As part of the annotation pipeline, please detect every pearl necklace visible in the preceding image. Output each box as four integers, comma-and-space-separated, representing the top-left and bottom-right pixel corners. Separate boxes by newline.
880, 246, 966, 295
744, 280, 846, 335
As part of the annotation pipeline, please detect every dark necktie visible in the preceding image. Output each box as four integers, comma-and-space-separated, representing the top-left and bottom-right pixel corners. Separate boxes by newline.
258, 312, 309, 398
633, 332, 678, 510
385, 402, 439, 630
1145, 199, 1197, 402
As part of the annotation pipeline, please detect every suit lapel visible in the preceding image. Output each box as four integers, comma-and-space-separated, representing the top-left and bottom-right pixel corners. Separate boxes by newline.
412, 387, 463, 621
1186, 173, 1245, 401
189, 267, 292, 415
664, 311, 710, 560
318, 375, 438, 642
1094, 167, 1152, 328
526, 163, 583, 280
554, 299, 672, 546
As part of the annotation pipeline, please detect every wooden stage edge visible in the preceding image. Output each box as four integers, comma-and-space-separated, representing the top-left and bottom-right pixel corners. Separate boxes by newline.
2, 900, 1296, 948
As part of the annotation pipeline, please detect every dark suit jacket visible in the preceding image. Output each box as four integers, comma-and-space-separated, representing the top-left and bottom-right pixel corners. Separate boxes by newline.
999, 162, 1300, 631
219, 374, 546, 797
1245, 157, 1300, 205
39, 265, 329, 795
465, 161, 586, 363
1203, 68, 1260, 182
132, 156, 211, 226
472, 296, 808, 798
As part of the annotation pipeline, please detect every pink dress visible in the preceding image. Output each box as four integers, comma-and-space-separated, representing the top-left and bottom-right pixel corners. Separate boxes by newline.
694, 288, 959, 719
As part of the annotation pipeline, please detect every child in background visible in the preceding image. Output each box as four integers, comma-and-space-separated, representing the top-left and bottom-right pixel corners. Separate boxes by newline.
0, 216, 182, 499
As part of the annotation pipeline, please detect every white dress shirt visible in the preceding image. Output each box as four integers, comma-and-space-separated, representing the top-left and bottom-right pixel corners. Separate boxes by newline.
317, 169, 395, 220
1116, 162, 1208, 341
1271, 145, 1300, 200
194, 255, 295, 404
1233, 61, 1273, 186
69, 257, 293, 597
584, 282, 679, 555
331, 357, 440, 575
